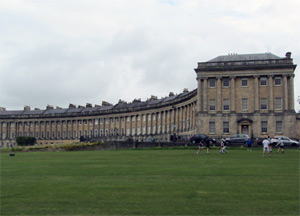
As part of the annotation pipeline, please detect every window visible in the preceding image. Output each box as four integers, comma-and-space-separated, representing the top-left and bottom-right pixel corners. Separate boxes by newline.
261, 121, 268, 133
209, 79, 216, 88
223, 78, 229, 87
223, 99, 229, 111
260, 77, 267, 86
100, 119, 103, 124
74, 131, 77, 138
223, 122, 229, 133
275, 98, 282, 110
275, 77, 281, 86
261, 98, 267, 110
209, 122, 215, 134
242, 78, 248, 87
209, 99, 216, 111
57, 131, 60, 138
276, 121, 282, 133
242, 98, 248, 111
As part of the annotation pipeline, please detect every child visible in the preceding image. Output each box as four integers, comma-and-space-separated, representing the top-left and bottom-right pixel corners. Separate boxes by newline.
196, 140, 204, 154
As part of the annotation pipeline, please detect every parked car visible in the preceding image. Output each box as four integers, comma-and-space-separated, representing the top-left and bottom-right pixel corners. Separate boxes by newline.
189, 134, 216, 144
270, 136, 300, 147
225, 134, 249, 145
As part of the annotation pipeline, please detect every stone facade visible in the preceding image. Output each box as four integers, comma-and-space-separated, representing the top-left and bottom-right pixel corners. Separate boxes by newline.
0, 52, 299, 148
0, 90, 197, 148
195, 52, 298, 140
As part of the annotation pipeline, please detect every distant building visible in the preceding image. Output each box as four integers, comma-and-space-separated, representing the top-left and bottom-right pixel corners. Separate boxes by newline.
0, 52, 299, 148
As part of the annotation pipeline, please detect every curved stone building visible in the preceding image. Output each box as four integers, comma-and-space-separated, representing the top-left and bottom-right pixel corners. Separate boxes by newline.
1, 52, 299, 148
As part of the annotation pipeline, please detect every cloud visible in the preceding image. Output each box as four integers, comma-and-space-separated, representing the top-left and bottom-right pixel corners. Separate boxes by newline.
0, 0, 299, 111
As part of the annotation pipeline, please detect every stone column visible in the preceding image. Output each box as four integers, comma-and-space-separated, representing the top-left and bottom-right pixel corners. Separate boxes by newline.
203, 78, 208, 112
268, 75, 274, 111
283, 75, 288, 110
289, 75, 295, 111
197, 77, 202, 112
217, 77, 222, 112
230, 76, 236, 112
254, 76, 259, 112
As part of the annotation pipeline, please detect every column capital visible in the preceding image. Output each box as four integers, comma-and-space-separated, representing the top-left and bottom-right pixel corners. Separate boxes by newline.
230, 76, 236, 79
289, 74, 295, 78
268, 75, 274, 78
216, 76, 222, 80
253, 75, 260, 78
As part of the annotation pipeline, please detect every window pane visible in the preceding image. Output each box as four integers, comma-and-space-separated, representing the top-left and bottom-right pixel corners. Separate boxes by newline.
242, 79, 248, 87
276, 121, 282, 133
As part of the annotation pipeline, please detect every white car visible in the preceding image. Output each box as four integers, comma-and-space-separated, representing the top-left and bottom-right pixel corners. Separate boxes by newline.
270, 136, 300, 147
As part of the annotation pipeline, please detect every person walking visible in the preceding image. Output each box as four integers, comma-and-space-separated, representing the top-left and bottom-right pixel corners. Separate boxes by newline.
247, 138, 252, 152
262, 136, 270, 157
276, 138, 285, 154
220, 138, 227, 154
196, 139, 204, 155
205, 137, 211, 153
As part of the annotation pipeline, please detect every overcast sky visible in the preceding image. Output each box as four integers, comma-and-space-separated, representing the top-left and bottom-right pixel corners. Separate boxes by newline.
1, 0, 300, 111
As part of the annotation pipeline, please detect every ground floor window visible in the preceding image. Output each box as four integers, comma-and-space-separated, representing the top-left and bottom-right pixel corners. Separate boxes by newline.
261, 121, 268, 133
209, 122, 215, 134
276, 121, 282, 133
223, 122, 229, 133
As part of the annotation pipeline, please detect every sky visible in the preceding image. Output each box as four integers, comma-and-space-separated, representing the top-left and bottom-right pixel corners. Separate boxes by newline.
1, 0, 300, 112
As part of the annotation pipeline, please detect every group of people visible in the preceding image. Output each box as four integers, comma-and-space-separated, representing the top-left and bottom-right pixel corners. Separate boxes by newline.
196, 136, 228, 154
196, 135, 285, 156
262, 136, 284, 157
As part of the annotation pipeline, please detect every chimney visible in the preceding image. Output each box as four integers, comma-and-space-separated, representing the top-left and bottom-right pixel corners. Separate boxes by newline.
69, 104, 76, 109
78, 105, 85, 109
183, 88, 189, 93
285, 52, 292, 59
56, 106, 62, 109
34, 108, 40, 111
102, 101, 112, 106
46, 105, 54, 110
86, 103, 93, 108
169, 92, 174, 97
24, 105, 31, 111
0, 107, 6, 111
150, 95, 157, 100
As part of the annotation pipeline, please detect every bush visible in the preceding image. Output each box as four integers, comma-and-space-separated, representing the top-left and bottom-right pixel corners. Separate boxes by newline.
16, 136, 36, 146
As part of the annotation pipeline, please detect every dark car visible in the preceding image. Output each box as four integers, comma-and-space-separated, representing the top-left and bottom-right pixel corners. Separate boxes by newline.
190, 134, 216, 144
225, 134, 249, 145
190, 134, 207, 144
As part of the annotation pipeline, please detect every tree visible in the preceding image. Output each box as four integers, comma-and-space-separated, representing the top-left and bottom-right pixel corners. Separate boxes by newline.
16, 136, 36, 146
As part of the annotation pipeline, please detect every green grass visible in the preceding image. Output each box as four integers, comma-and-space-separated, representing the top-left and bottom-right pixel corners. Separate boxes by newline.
1, 148, 299, 215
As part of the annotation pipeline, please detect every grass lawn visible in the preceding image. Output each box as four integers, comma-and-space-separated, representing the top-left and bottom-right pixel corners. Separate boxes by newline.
1, 148, 299, 215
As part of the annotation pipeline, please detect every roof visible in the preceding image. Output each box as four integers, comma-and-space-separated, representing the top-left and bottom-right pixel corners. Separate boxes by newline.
208, 53, 281, 62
